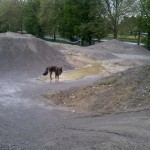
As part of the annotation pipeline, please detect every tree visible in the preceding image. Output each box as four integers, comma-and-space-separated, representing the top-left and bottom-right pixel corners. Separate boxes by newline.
0, 0, 24, 32
23, 0, 44, 37
38, 0, 54, 35
59, 0, 107, 45
74, 0, 94, 45
59, 0, 79, 40
38, 0, 61, 39
89, 0, 108, 41
103, 0, 137, 39
17, 0, 25, 33
139, 0, 150, 49
119, 16, 138, 36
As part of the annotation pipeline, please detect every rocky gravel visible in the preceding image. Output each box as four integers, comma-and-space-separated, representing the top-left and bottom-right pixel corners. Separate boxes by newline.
1, 32, 150, 149
45, 65, 150, 114
42, 39, 150, 114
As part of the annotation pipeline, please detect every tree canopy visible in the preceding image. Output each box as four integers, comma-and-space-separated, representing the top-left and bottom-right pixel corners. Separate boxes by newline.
138, 0, 150, 49
0, 0, 150, 48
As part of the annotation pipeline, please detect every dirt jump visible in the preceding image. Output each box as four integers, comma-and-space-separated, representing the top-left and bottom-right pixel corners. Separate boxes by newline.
0, 32, 150, 149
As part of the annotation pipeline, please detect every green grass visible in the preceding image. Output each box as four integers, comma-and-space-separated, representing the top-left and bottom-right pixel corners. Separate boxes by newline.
106, 34, 139, 43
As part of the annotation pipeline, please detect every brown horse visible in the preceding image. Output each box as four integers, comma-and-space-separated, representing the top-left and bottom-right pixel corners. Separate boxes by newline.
43, 66, 62, 80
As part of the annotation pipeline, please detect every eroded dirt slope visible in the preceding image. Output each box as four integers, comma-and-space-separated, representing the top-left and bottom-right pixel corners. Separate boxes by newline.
44, 65, 150, 114
1, 32, 150, 149
0, 32, 72, 79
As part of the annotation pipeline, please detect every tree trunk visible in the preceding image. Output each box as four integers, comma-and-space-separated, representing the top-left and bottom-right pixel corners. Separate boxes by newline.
137, 29, 141, 45
147, 31, 150, 50
53, 33, 56, 41
88, 36, 92, 45
81, 37, 85, 46
113, 22, 118, 39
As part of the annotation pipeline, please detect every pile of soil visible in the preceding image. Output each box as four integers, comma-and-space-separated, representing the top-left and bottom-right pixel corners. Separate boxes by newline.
1, 32, 150, 114
44, 65, 150, 114
0, 32, 72, 78
89, 40, 150, 55
61, 40, 150, 73
64, 40, 150, 61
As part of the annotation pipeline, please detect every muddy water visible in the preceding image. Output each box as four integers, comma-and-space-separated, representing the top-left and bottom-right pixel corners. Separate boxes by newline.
62, 62, 103, 80
37, 62, 104, 82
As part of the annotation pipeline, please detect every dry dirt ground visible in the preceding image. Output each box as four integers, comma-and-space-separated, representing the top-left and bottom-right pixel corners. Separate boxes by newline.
0, 32, 72, 80
1, 32, 150, 113
45, 65, 150, 114
1, 32, 150, 149
41, 39, 150, 114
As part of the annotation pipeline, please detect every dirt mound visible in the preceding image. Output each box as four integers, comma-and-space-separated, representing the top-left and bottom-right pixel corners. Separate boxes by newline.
89, 40, 150, 55
64, 40, 150, 62
0, 32, 72, 78
44, 65, 150, 113
63, 41, 119, 61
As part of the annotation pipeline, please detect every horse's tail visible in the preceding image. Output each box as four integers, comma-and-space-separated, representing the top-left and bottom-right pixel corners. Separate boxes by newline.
43, 67, 49, 76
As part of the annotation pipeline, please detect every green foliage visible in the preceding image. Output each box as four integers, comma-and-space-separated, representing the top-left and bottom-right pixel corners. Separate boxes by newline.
59, 0, 80, 38
103, 0, 137, 39
59, 0, 107, 45
0, 0, 23, 32
119, 16, 138, 36
138, 0, 150, 50
0, 0, 150, 48
38, 0, 61, 38
23, 0, 43, 37
38, 0, 53, 35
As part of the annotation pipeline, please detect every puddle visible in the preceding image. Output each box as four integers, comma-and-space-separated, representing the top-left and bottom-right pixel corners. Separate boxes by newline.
36, 59, 131, 82
62, 62, 103, 80
36, 62, 106, 82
